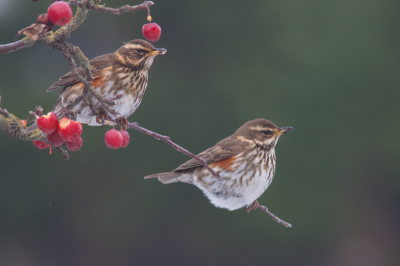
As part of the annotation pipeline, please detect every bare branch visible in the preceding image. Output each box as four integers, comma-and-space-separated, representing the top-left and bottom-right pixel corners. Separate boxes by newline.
69, 0, 154, 15
246, 200, 292, 228
127, 122, 221, 180
0, 37, 35, 55
56, 146, 70, 160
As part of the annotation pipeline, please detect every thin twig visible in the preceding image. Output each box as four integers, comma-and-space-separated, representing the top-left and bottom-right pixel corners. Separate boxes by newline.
69, 0, 154, 15
127, 122, 221, 180
0, 38, 35, 55
247, 200, 292, 228
257, 205, 292, 228
56, 146, 69, 160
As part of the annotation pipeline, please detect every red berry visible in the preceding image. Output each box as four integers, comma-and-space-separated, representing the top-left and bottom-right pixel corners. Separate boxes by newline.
105, 129, 123, 149
47, 1, 73, 26
46, 131, 65, 147
66, 136, 83, 151
120, 130, 130, 148
57, 117, 82, 142
33, 140, 50, 149
142, 23, 162, 42
37, 111, 58, 134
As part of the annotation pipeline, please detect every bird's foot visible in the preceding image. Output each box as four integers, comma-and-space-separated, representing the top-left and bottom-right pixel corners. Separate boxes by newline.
246, 200, 292, 228
95, 109, 112, 127
115, 117, 129, 130
246, 200, 259, 213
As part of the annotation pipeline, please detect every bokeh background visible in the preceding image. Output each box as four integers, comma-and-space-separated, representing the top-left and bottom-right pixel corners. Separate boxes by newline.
1, 0, 400, 265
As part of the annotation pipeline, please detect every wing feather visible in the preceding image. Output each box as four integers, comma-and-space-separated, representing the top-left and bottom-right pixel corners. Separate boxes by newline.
173, 137, 244, 172
46, 53, 115, 92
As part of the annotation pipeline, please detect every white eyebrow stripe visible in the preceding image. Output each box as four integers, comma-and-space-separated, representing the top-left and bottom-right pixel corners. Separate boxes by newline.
249, 126, 272, 131
236, 136, 254, 144
123, 43, 146, 50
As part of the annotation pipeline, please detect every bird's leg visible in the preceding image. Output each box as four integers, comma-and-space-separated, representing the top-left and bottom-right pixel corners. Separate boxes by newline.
246, 200, 292, 228
246, 200, 259, 213
95, 109, 109, 126
99, 102, 120, 119
115, 117, 128, 130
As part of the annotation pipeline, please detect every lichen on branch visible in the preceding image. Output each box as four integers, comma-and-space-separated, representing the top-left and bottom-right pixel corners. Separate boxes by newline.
0, 113, 42, 142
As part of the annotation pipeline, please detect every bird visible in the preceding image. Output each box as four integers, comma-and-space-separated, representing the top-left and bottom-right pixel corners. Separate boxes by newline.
145, 119, 294, 227
48, 39, 166, 126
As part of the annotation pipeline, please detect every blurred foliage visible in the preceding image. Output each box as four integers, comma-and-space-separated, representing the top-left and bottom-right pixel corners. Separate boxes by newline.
0, 0, 399, 265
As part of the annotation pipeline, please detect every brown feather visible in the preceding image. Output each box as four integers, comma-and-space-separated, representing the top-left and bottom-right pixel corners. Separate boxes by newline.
173, 137, 244, 172
46, 53, 115, 92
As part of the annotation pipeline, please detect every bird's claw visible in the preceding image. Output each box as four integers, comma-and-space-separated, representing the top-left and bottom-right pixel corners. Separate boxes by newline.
246, 200, 259, 213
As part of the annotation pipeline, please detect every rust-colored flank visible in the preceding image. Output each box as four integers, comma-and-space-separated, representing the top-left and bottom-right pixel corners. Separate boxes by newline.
210, 156, 236, 171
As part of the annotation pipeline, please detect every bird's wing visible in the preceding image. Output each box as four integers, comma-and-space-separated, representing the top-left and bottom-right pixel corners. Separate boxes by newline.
46, 53, 114, 92
173, 137, 244, 172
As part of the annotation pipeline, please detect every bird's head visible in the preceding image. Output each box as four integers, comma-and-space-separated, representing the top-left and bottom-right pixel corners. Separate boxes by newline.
115, 39, 167, 70
234, 119, 293, 149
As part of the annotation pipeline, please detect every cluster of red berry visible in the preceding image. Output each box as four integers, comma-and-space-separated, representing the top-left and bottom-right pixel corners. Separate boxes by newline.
105, 129, 130, 149
33, 112, 130, 152
33, 112, 83, 151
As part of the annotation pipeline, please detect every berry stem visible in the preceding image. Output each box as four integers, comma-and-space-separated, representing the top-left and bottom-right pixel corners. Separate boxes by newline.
146, 7, 152, 22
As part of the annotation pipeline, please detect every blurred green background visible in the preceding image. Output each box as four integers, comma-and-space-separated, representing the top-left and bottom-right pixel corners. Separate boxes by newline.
1, 0, 400, 265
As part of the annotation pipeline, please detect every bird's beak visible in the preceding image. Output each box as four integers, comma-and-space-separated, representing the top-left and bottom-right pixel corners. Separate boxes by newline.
277, 126, 294, 135
148, 48, 167, 56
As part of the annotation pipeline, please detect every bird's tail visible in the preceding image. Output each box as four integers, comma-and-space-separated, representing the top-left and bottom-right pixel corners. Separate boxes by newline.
144, 172, 181, 184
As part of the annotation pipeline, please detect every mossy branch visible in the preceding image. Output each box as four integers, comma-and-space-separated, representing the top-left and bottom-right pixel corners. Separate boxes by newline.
0, 113, 42, 142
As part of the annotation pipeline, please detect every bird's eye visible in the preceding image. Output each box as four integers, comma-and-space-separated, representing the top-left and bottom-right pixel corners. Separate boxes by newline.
263, 130, 272, 135
135, 49, 144, 53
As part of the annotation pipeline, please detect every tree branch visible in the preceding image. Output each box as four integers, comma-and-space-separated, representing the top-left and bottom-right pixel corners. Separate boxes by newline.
0, 37, 36, 55
69, 0, 154, 15
0, 1, 153, 55
0, 113, 42, 142
127, 122, 221, 180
